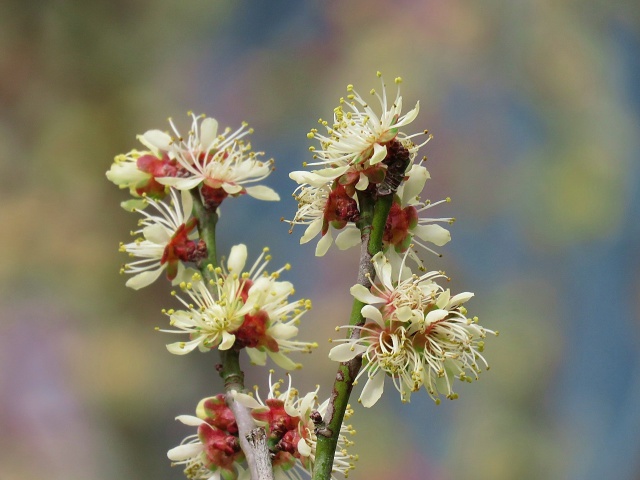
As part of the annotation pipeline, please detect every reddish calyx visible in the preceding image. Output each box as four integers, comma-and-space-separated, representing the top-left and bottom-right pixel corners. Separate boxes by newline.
136, 154, 179, 198
202, 395, 238, 435
322, 184, 360, 233
383, 200, 418, 252
161, 218, 207, 280
198, 424, 243, 471
233, 310, 279, 352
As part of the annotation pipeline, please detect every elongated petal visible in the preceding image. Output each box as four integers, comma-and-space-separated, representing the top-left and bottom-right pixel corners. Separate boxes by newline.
219, 331, 236, 350
355, 173, 369, 190
227, 244, 248, 273
350, 284, 384, 305
297, 438, 312, 457
246, 347, 267, 366
157, 176, 203, 190
166, 339, 201, 355
268, 351, 300, 370
449, 292, 474, 307
125, 267, 165, 290
361, 305, 384, 328
335, 226, 361, 250
329, 343, 367, 362
231, 391, 263, 409
139, 130, 171, 154
200, 117, 219, 149
425, 309, 449, 325
245, 185, 280, 201
369, 143, 388, 165
413, 224, 451, 246
360, 371, 385, 408
402, 165, 429, 204
300, 218, 323, 244
175, 415, 205, 426
315, 230, 333, 256
167, 443, 203, 461
180, 189, 193, 219
221, 183, 243, 194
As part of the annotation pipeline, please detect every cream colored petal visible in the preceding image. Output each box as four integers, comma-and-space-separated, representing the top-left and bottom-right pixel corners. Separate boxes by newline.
139, 130, 172, 154
268, 351, 300, 370
360, 371, 385, 408
300, 218, 322, 244
355, 173, 369, 190
315, 230, 333, 257
402, 165, 429, 204
125, 267, 165, 290
361, 305, 384, 328
335, 226, 361, 250
167, 443, 203, 461
200, 117, 219, 149
425, 309, 449, 325
245, 185, 280, 201
350, 284, 384, 305
221, 183, 243, 194
448, 292, 474, 307
369, 143, 388, 165
246, 347, 267, 366
328, 343, 367, 362
175, 415, 205, 427
297, 438, 312, 457
413, 224, 451, 246
219, 331, 236, 350
227, 244, 248, 273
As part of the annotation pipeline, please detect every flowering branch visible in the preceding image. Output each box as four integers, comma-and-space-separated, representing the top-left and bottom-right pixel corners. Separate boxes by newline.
220, 349, 274, 480
312, 183, 396, 480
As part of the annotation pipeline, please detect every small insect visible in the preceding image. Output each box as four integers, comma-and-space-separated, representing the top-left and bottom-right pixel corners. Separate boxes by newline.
377, 141, 411, 196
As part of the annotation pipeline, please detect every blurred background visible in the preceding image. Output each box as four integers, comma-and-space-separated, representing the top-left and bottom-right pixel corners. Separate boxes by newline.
1, 0, 639, 479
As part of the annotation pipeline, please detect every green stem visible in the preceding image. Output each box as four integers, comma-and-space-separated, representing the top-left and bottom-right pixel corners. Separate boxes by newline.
191, 189, 219, 278
312, 190, 394, 480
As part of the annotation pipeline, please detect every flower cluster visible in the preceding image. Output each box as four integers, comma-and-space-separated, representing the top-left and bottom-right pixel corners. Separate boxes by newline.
168, 395, 248, 480
234, 374, 357, 479
286, 72, 452, 263
107, 112, 279, 210
160, 244, 317, 370
329, 252, 496, 407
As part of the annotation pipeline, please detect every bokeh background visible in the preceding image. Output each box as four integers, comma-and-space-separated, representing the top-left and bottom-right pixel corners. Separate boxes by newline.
2, 0, 639, 479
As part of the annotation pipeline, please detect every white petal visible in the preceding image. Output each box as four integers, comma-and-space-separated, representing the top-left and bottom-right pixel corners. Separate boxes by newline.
413, 224, 451, 246
227, 244, 248, 273
222, 183, 243, 194
166, 339, 200, 355
350, 284, 384, 305
180, 189, 193, 219
175, 415, 205, 427
139, 130, 172, 154
167, 443, 203, 461
269, 323, 298, 340
157, 176, 202, 190
231, 391, 263, 409
449, 292, 474, 307
329, 343, 367, 362
245, 185, 280, 201
219, 331, 236, 350
335, 226, 361, 250
425, 309, 449, 325
395, 306, 414, 323
396, 101, 420, 127
246, 347, 267, 366
355, 173, 369, 190
361, 305, 384, 327
200, 117, 219, 149
360, 371, 385, 408
402, 165, 429, 204
268, 351, 300, 370
369, 143, 388, 165
300, 218, 323, 244
315, 230, 333, 257
125, 267, 165, 290
297, 438, 312, 457
143, 223, 171, 244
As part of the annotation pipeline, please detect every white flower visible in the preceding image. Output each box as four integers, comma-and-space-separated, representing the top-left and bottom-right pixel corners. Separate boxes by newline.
161, 245, 316, 369
168, 411, 248, 480
330, 253, 495, 406
234, 374, 356, 479
284, 182, 360, 257
155, 113, 279, 203
307, 72, 423, 170
119, 188, 201, 289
